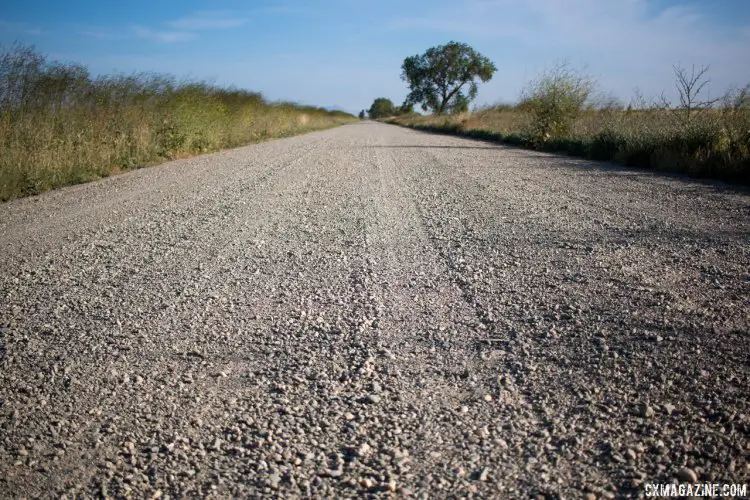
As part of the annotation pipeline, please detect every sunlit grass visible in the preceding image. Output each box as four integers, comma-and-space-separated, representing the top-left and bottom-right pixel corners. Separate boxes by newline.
0, 44, 355, 201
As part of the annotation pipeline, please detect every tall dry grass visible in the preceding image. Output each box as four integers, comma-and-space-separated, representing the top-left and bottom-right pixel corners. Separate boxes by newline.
388, 95, 750, 184
0, 44, 355, 201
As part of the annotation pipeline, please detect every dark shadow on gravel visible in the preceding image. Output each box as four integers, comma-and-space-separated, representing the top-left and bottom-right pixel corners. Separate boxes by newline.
423, 148, 750, 197
394, 127, 750, 196
526, 157, 750, 196
363, 145, 506, 150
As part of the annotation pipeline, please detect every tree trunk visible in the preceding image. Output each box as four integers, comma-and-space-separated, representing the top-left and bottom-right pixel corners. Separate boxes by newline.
438, 82, 467, 116
437, 92, 447, 115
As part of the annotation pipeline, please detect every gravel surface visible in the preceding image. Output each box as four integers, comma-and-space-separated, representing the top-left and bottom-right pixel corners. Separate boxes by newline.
1, 122, 748, 498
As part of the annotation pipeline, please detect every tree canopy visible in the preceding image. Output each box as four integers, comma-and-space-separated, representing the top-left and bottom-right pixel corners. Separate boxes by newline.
368, 97, 395, 119
396, 101, 414, 115
401, 41, 496, 115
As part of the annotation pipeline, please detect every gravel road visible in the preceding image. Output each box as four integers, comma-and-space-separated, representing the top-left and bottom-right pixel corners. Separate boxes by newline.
1, 122, 748, 498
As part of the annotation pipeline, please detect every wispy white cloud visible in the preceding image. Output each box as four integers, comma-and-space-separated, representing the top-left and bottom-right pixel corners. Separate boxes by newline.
383, 0, 535, 39
76, 26, 122, 40
78, 29, 111, 39
0, 19, 45, 37
257, 4, 311, 15
126, 10, 247, 44
384, 17, 505, 37
166, 11, 248, 31
132, 25, 195, 43
75, 7, 294, 47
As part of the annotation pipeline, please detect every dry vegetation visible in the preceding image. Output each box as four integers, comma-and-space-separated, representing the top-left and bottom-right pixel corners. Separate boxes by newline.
0, 44, 355, 201
388, 64, 750, 184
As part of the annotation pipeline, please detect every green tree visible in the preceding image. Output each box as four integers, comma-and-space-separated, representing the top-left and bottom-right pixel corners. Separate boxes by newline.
395, 101, 414, 116
520, 61, 595, 142
449, 94, 469, 114
401, 41, 496, 115
358, 109, 366, 119
368, 97, 395, 119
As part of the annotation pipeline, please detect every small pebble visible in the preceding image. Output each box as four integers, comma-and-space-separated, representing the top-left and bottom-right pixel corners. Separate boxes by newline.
676, 467, 697, 482
478, 468, 489, 481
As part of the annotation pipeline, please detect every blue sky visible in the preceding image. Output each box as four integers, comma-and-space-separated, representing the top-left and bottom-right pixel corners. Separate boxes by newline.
1, 0, 749, 114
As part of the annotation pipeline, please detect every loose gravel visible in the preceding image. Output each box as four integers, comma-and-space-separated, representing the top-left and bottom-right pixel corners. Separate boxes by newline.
1, 122, 748, 498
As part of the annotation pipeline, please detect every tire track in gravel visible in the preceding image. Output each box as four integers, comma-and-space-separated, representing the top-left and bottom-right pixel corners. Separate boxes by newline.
372, 138, 598, 496
356, 135, 549, 497
398, 146, 628, 496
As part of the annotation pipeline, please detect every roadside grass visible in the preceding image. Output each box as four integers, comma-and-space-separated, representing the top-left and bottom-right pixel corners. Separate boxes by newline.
387, 101, 750, 185
0, 44, 355, 201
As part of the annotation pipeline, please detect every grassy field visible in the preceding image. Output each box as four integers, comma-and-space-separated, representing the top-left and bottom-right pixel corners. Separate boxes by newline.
0, 44, 355, 201
387, 98, 750, 184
